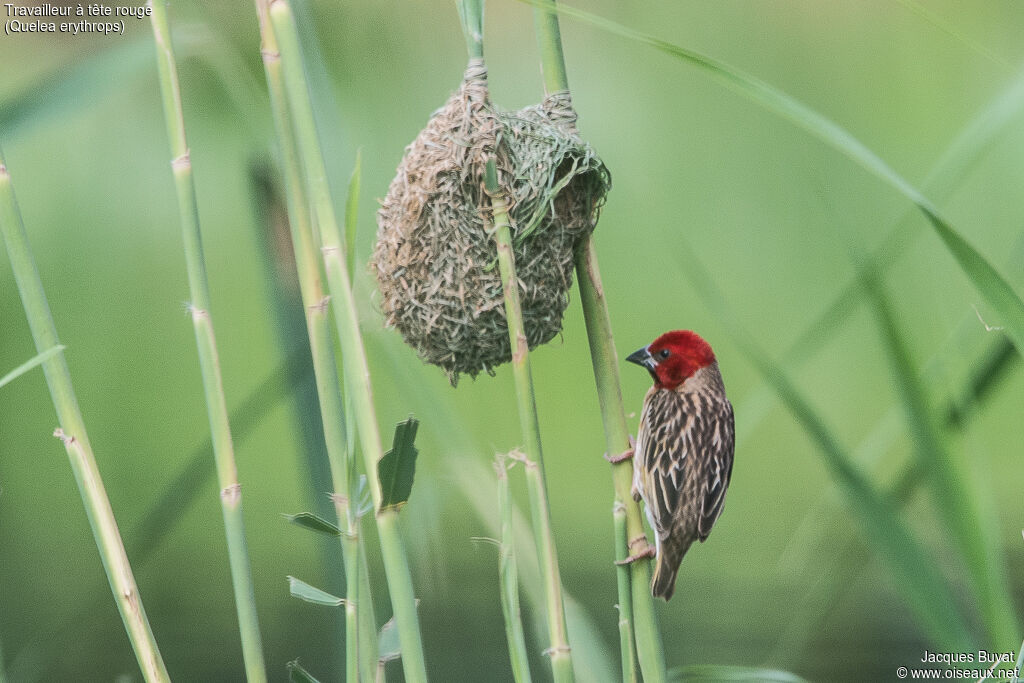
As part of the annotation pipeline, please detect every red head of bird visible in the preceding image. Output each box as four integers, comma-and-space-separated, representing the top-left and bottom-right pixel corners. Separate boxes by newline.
626, 329, 716, 391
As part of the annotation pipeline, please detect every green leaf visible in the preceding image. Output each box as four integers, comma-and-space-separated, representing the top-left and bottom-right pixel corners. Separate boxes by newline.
377, 617, 401, 664
287, 659, 323, 683
733, 64, 1024, 447
925, 220, 1024, 357
378, 418, 420, 510
522, 0, 1024, 359
287, 576, 345, 607
669, 665, 810, 682
0, 345, 63, 390
892, 0, 1009, 70
344, 150, 362, 280
283, 512, 341, 537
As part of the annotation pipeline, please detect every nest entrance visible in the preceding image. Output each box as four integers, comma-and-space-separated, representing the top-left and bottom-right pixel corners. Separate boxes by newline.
373, 61, 611, 383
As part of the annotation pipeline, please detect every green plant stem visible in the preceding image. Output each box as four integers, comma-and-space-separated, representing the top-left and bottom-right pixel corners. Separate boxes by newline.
576, 241, 666, 680
497, 457, 533, 683
532, 0, 570, 96
253, 3, 378, 681
457, 0, 485, 60
613, 502, 639, 683
266, 2, 428, 680
485, 162, 574, 683
530, 2, 666, 679
0, 151, 170, 683
147, 6, 268, 680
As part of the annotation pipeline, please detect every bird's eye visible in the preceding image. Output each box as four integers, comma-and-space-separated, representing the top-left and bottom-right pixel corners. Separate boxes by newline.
659, 349, 670, 359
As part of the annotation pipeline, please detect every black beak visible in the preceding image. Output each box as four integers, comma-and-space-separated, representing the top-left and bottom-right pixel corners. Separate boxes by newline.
626, 346, 656, 371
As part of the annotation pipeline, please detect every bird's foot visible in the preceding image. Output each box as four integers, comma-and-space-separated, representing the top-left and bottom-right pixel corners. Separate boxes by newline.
615, 534, 656, 565
604, 435, 636, 464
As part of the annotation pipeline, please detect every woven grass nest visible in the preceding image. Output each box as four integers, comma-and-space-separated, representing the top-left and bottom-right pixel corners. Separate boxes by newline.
373, 60, 611, 384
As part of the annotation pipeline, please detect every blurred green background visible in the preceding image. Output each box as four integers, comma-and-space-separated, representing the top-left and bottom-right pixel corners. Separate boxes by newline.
2, 0, 1023, 681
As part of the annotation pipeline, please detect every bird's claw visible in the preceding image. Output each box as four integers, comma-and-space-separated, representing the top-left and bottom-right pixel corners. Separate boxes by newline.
604, 437, 636, 464
604, 447, 634, 464
615, 535, 656, 565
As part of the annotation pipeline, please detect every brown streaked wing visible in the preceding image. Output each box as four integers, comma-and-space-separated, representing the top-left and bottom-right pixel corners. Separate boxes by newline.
636, 388, 695, 539
697, 397, 735, 540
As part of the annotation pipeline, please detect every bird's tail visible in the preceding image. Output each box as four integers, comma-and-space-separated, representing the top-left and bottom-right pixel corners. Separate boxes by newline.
650, 536, 694, 601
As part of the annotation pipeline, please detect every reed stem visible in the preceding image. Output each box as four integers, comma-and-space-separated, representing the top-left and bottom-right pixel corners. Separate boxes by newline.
613, 502, 639, 683
252, 2, 378, 679
530, 2, 667, 680
0, 150, 170, 683
147, 5, 267, 679
485, 160, 574, 683
267, 3, 429, 680
496, 456, 534, 683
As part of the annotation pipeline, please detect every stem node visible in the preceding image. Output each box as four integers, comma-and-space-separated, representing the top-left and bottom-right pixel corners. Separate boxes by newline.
52, 427, 75, 444
171, 151, 190, 170
221, 483, 242, 504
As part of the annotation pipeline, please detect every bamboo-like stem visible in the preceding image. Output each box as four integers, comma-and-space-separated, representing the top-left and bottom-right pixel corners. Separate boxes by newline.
147, 5, 267, 680
485, 161, 574, 683
266, 2, 429, 680
531, 0, 569, 96
530, 2, 667, 680
252, 3, 378, 680
496, 456, 533, 683
576, 241, 665, 681
613, 502, 639, 683
0, 150, 170, 683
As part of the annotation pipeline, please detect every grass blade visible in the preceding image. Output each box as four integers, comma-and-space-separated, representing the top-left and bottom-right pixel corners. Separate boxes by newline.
892, 0, 1010, 70
737, 336, 973, 648
673, 242, 974, 649
0, 345, 63, 390
284, 512, 342, 537
769, 331, 1019, 663
734, 64, 1024, 448
288, 576, 346, 607
857, 263, 1019, 648
0, 39, 154, 134
523, 0, 1024, 359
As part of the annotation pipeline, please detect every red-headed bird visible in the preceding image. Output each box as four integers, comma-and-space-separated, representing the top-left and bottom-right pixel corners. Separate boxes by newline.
624, 330, 735, 600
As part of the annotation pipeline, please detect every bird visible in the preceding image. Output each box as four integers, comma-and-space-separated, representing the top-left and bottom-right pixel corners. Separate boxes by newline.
620, 329, 735, 600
